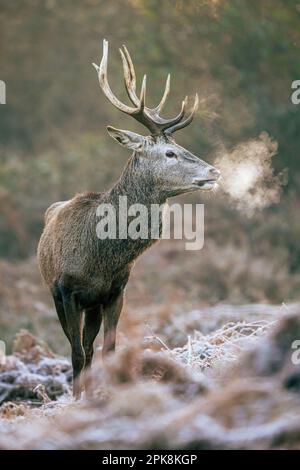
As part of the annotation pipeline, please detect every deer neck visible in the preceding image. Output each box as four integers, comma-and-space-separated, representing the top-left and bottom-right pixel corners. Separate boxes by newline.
101, 154, 166, 267
109, 154, 167, 207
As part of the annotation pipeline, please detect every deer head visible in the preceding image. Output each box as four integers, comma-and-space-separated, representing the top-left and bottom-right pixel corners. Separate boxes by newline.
93, 40, 220, 198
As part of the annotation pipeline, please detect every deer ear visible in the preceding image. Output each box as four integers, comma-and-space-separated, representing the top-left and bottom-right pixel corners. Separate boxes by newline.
107, 126, 145, 151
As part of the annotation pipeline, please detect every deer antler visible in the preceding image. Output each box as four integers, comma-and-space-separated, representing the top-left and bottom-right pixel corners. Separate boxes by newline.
93, 39, 198, 136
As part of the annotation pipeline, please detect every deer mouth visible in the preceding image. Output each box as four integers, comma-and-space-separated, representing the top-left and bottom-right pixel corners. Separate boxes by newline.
193, 179, 218, 189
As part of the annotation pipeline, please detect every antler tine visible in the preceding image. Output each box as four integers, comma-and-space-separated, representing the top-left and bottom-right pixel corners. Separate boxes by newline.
159, 95, 188, 131
135, 75, 163, 134
166, 94, 199, 134
93, 39, 135, 115
119, 45, 139, 106
154, 74, 170, 114
139, 75, 147, 110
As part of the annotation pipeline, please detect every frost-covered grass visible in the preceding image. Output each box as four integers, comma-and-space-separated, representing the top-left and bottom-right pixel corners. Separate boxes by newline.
1, 304, 300, 449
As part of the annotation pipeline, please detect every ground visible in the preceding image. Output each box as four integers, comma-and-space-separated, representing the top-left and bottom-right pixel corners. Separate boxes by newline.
1, 296, 300, 449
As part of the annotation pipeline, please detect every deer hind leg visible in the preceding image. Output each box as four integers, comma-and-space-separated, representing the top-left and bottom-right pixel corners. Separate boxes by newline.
52, 286, 71, 343
60, 286, 85, 399
102, 290, 124, 358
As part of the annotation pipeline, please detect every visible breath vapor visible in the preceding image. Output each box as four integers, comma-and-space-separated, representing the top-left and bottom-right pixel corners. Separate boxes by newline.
215, 132, 286, 216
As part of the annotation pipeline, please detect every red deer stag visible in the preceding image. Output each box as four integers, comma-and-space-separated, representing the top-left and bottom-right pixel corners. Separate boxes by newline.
37, 40, 220, 397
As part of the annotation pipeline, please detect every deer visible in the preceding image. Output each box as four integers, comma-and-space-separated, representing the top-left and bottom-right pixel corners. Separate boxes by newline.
37, 39, 220, 398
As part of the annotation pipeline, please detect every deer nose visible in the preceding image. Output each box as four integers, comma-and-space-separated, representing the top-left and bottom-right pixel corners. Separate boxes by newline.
209, 167, 221, 180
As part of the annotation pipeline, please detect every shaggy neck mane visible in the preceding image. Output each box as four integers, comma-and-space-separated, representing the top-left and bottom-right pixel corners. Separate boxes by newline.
108, 153, 167, 206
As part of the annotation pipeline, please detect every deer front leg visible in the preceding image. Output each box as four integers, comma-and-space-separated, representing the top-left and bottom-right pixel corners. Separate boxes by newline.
82, 305, 103, 398
102, 290, 124, 357
60, 287, 85, 399
83, 305, 103, 370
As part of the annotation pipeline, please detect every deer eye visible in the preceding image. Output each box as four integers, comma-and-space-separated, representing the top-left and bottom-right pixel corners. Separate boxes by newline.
165, 150, 176, 158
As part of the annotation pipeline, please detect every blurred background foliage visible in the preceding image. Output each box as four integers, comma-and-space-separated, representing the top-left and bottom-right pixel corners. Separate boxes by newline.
0, 0, 300, 346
